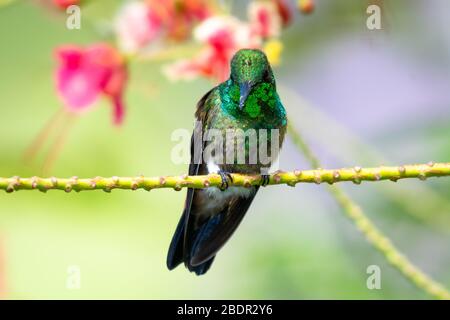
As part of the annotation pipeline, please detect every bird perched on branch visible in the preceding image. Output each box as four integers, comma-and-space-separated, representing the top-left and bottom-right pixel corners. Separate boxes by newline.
167, 49, 287, 275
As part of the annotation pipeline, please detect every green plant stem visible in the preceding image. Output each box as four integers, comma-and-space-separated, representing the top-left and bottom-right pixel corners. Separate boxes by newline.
0, 162, 449, 193
287, 125, 450, 300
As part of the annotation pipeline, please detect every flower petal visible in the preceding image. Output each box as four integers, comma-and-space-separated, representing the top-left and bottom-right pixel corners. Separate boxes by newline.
54, 44, 128, 124
248, 1, 282, 39
115, 1, 163, 53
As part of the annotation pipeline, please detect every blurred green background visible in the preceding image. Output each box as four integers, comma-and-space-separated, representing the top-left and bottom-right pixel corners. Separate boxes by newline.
0, 0, 449, 299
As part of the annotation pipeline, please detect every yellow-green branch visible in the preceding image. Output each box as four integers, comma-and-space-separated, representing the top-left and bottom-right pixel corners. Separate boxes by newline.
287, 126, 450, 300
0, 162, 449, 193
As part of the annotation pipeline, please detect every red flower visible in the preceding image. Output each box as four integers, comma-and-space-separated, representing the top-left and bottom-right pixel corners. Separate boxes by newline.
53, 0, 79, 9
55, 44, 128, 125
147, 0, 212, 41
274, 0, 293, 26
164, 16, 259, 83
249, 0, 283, 39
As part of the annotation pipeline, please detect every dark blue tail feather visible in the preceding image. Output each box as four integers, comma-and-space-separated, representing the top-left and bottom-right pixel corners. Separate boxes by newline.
166, 210, 186, 270
167, 209, 217, 276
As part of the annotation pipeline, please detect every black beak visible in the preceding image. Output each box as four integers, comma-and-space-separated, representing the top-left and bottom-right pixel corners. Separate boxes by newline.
239, 82, 252, 110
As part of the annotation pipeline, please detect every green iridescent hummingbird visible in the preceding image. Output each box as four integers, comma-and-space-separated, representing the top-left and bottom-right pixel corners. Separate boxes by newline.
167, 49, 287, 275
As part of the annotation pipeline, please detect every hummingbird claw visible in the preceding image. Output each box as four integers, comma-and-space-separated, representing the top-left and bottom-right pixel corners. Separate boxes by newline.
260, 174, 270, 186
218, 171, 233, 191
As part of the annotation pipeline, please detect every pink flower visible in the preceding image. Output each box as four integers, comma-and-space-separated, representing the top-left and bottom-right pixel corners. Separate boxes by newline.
115, 1, 164, 54
55, 43, 128, 125
115, 0, 213, 53
164, 16, 259, 83
248, 0, 282, 39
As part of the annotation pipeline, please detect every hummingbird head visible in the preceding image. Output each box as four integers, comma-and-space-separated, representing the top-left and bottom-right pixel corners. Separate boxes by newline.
230, 49, 274, 110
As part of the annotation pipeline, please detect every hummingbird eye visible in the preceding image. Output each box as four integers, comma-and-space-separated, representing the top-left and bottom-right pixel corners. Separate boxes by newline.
263, 69, 271, 82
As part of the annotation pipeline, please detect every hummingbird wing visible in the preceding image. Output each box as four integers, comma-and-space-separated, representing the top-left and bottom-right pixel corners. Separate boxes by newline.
188, 187, 259, 267
165, 133, 202, 271
166, 88, 216, 274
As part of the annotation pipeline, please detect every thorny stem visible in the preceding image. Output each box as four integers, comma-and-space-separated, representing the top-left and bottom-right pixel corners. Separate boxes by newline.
0, 162, 449, 193
287, 125, 450, 300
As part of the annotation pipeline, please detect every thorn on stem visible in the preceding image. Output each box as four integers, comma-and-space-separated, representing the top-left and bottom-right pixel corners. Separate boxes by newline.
6, 184, 15, 193
293, 170, 302, 177
31, 176, 38, 189
333, 171, 340, 181
314, 173, 321, 184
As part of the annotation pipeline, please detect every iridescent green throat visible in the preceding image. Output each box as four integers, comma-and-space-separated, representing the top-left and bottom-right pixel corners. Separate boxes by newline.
219, 80, 286, 125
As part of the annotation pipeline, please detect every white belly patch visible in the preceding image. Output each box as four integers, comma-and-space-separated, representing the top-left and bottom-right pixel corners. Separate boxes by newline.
204, 160, 254, 203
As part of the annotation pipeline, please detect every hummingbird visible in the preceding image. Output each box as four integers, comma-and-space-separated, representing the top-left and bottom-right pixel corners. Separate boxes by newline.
167, 49, 287, 275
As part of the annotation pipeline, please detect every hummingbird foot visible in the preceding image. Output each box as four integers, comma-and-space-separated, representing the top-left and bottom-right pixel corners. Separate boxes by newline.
260, 174, 270, 187
218, 171, 233, 191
